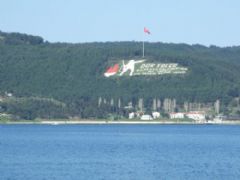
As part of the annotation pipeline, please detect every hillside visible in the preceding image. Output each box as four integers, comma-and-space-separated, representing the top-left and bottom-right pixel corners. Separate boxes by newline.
0, 31, 240, 119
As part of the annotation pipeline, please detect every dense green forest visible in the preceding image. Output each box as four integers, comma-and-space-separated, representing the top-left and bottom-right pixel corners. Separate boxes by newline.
0, 31, 240, 119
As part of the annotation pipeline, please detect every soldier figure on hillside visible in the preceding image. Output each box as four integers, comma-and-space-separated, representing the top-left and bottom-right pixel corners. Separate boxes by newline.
120, 60, 145, 76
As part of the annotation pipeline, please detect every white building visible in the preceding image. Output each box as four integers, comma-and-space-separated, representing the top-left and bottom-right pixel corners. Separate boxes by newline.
213, 115, 224, 123
186, 111, 205, 121
141, 115, 153, 120
5, 92, 13, 97
169, 112, 185, 119
128, 112, 135, 119
152, 112, 160, 119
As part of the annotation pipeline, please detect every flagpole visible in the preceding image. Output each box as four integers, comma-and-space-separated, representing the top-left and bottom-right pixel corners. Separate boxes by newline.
143, 40, 145, 58
143, 27, 150, 58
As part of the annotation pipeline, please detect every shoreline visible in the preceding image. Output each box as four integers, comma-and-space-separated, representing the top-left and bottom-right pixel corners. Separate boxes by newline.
1, 120, 240, 125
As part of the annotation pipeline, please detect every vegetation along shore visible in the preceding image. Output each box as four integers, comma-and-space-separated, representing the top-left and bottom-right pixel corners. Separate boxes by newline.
1, 31, 240, 122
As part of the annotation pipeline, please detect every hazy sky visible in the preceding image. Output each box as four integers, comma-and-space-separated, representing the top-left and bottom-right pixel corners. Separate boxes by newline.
0, 0, 239, 46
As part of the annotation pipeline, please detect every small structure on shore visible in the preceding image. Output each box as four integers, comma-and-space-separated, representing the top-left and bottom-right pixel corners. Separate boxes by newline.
213, 115, 224, 123
128, 112, 135, 119
169, 112, 185, 119
152, 112, 160, 119
186, 111, 206, 121
140, 114, 153, 120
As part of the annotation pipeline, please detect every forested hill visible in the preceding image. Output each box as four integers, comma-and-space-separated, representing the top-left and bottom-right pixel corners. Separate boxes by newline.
0, 31, 240, 119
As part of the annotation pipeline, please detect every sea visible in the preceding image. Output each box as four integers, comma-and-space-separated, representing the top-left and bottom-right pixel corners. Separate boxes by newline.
0, 124, 240, 180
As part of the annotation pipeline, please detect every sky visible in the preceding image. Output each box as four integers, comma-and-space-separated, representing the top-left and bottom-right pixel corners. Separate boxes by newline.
0, 0, 239, 46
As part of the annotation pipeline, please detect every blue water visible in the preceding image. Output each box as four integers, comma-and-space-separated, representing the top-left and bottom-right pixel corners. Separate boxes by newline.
1, 125, 240, 180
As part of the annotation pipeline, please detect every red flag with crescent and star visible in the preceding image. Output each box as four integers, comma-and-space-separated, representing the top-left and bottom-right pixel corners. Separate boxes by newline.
144, 27, 151, 34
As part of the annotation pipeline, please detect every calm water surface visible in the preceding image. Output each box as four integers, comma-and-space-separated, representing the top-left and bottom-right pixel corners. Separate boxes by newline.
0, 124, 240, 180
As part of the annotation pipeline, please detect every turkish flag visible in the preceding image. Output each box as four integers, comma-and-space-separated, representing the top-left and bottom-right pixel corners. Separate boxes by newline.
144, 27, 151, 34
